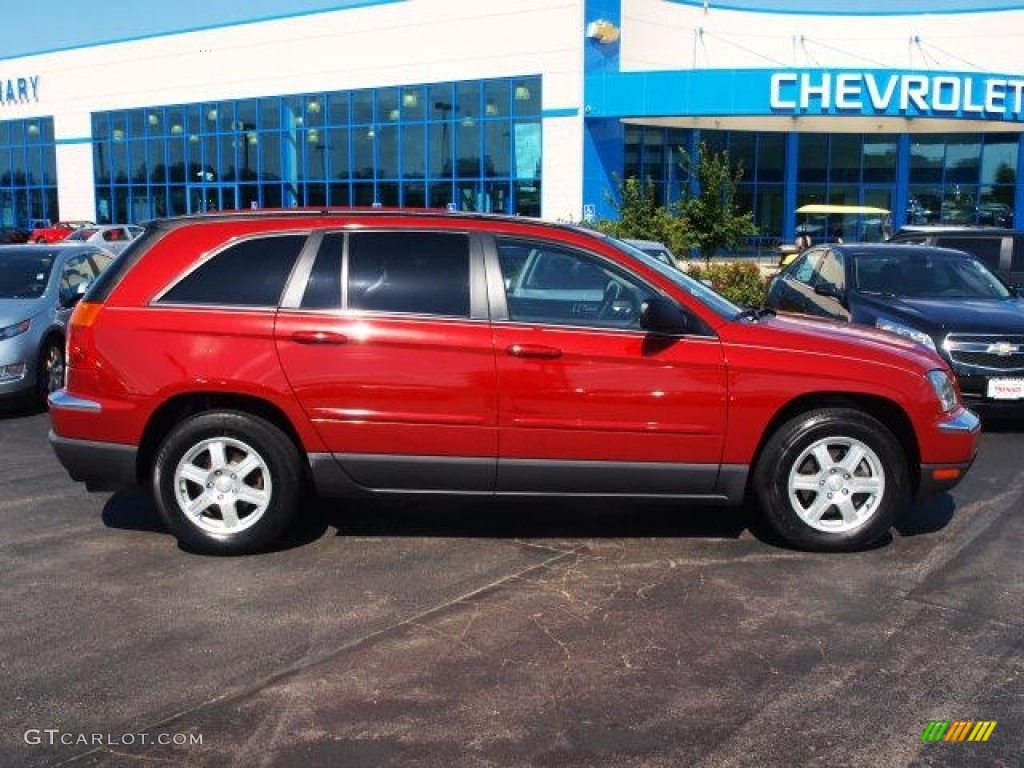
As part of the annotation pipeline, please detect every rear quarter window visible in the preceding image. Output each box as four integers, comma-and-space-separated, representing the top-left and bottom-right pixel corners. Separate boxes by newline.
159, 234, 307, 306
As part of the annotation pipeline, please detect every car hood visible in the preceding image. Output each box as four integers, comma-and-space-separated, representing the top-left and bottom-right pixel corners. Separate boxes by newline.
732, 311, 945, 371
0, 298, 47, 326
857, 295, 1024, 334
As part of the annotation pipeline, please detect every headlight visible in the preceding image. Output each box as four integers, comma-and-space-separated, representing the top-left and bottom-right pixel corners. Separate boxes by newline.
0, 319, 31, 340
927, 369, 959, 413
876, 318, 936, 350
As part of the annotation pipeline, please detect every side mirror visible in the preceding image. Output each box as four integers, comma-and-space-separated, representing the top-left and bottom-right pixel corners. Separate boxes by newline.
639, 296, 689, 334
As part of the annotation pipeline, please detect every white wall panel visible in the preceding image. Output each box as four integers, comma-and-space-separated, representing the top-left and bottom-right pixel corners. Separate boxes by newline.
622, 0, 1024, 73
13, 0, 586, 220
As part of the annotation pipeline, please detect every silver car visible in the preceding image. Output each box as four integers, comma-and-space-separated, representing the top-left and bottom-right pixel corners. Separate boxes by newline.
61, 224, 143, 256
0, 244, 114, 407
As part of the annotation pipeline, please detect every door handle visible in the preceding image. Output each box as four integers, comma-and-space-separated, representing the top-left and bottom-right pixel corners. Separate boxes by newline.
507, 344, 562, 359
291, 330, 348, 345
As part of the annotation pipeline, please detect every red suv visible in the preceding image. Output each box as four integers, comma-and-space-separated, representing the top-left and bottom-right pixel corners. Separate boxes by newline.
30, 220, 95, 244
48, 211, 980, 555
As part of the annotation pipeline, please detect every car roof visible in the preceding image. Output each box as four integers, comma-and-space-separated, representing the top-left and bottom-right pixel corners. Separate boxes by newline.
623, 238, 670, 249
891, 226, 1018, 236
0, 243, 109, 257
827, 242, 978, 259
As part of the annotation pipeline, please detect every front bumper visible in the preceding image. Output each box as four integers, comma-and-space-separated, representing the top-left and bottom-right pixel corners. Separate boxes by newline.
916, 408, 980, 501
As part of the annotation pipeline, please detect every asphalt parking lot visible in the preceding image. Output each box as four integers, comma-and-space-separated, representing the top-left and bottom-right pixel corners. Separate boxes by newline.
2, 407, 1022, 767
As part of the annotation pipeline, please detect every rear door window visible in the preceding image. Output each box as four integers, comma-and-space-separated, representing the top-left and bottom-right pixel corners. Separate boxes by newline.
347, 231, 470, 317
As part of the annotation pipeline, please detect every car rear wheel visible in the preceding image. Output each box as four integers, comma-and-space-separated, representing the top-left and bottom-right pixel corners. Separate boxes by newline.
753, 408, 908, 552
152, 411, 304, 555
37, 337, 65, 408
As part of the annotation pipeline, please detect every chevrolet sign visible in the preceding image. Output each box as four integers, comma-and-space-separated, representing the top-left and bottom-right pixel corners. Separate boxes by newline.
770, 72, 1024, 119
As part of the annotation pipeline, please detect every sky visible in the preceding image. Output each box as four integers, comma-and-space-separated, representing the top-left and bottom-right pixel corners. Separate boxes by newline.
0, 0, 372, 60
3, 0, 1024, 60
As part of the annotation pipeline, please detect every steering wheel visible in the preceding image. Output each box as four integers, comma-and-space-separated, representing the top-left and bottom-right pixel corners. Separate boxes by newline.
598, 279, 637, 323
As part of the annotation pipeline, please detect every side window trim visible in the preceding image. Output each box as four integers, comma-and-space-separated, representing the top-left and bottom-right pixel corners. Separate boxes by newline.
279, 231, 327, 309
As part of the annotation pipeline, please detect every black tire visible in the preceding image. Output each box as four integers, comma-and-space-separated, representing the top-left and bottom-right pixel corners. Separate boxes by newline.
37, 337, 65, 409
152, 411, 304, 555
753, 408, 908, 552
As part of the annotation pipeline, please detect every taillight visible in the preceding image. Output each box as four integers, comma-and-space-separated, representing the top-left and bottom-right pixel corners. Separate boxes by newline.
67, 301, 104, 370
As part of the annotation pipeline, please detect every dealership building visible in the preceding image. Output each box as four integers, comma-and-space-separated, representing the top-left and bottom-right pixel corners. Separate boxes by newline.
2, 0, 1024, 244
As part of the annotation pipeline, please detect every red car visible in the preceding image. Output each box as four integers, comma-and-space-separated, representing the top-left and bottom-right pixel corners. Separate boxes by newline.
29, 219, 95, 244
48, 210, 980, 555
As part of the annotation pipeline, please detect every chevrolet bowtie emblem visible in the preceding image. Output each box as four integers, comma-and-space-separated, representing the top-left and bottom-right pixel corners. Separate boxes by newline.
987, 342, 1019, 356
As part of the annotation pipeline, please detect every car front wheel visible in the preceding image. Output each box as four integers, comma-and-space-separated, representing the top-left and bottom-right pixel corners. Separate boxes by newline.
753, 408, 908, 552
152, 411, 304, 555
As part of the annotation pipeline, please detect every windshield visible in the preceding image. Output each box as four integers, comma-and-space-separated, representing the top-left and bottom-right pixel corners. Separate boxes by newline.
0, 251, 55, 299
608, 238, 744, 318
854, 250, 1012, 299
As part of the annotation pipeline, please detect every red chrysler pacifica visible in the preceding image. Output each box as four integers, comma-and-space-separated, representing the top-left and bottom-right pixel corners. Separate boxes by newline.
48, 210, 979, 555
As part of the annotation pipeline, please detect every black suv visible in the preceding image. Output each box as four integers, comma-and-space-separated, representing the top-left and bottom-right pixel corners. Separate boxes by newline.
765, 242, 1024, 412
888, 227, 1024, 288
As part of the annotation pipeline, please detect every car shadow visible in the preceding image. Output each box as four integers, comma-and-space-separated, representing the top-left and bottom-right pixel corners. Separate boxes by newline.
320, 496, 755, 543
894, 493, 956, 538
100, 488, 958, 555
101, 489, 758, 554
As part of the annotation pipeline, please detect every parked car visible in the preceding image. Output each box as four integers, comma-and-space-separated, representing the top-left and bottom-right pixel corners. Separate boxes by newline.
61, 224, 144, 255
0, 244, 114, 408
765, 242, 1024, 412
29, 220, 95, 244
622, 238, 679, 268
887, 226, 1024, 287
49, 211, 978, 555
0, 225, 30, 243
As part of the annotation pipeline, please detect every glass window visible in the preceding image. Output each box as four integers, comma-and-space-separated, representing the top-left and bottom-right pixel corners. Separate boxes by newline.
159, 235, 306, 306
945, 134, 981, 185
798, 134, 828, 183
757, 133, 785, 183
815, 249, 845, 292
863, 136, 897, 183
829, 135, 861, 183
910, 136, 945, 184
352, 90, 373, 124
496, 237, 655, 329
347, 231, 470, 317
981, 135, 1018, 186
791, 250, 824, 286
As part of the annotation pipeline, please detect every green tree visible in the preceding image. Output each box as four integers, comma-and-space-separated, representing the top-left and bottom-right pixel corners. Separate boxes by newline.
588, 176, 691, 258
677, 142, 757, 264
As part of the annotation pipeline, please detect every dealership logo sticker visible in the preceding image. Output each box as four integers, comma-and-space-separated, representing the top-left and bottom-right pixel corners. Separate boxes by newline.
921, 720, 997, 742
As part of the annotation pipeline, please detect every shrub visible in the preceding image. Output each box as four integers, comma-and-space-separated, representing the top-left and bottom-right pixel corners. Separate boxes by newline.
684, 261, 768, 307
